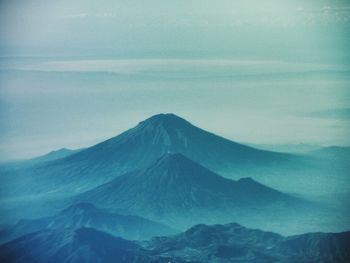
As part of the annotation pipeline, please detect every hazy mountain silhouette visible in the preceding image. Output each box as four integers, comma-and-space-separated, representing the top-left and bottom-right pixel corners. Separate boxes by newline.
1, 113, 343, 235
29, 148, 83, 163
63, 113, 294, 178
1, 114, 298, 197
309, 146, 350, 160
76, 153, 302, 228
0, 203, 176, 244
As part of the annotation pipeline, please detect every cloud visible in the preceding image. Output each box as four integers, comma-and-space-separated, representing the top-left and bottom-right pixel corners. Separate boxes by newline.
59, 5, 350, 27
5, 58, 340, 76
296, 5, 350, 25
298, 6, 350, 12
305, 108, 350, 120
63, 13, 118, 19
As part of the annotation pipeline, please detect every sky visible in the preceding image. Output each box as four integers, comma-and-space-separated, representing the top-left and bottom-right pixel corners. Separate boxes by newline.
0, 0, 350, 160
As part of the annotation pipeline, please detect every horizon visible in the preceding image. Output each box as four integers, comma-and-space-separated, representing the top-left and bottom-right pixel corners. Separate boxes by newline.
2, 112, 349, 161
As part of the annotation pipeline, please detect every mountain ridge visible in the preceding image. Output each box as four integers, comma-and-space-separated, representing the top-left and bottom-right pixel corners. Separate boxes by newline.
0, 228, 151, 263
146, 222, 350, 262
1, 113, 298, 198
1, 223, 349, 263
76, 153, 302, 229
0, 202, 177, 244
55, 113, 297, 187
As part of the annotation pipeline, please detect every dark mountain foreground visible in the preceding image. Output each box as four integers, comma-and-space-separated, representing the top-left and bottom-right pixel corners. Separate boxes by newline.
0, 228, 155, 263
1, 223, 349, 263
146, 223, 350, 262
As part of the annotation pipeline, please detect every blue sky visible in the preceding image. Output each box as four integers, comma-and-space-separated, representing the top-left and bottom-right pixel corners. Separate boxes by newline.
0, 0, 350, 159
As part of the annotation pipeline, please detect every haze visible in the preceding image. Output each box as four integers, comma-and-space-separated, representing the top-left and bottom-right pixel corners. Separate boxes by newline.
0, 0, 350, 160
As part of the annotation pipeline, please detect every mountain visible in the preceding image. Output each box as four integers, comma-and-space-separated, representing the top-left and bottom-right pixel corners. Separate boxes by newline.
247, 143, 322, 154
1, 113, 339, 232
146, 223, 284, 262
0, 203, 177, 244
61, 113, 295, 179
2, 223, 349, 263
0, 148, 81, 169
1, 113, 297, 198
279, 231, 350, 263
76, 153, 302, 229
29, 148, 83, 163
146, 223, 350, 263
0, 228, 154, 263
309, 146, 350, 160
307, 146, 350, 181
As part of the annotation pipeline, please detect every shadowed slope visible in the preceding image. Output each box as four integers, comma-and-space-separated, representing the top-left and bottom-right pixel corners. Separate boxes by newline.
0, 203, 177, 244
76, 153, 302, 228
2, 223, 349, 263
146, 223, 350, 262
0, 228, 152, 263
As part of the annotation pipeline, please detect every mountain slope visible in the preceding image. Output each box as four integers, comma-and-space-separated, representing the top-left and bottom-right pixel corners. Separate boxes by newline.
0, 203, 176, 244
76, 153, 301, 228
29, 148, 83, 163
0, 228, 153, 263
63, 113, 294, 178
146, 223, 350, 263
279, 231, 350, 262
2, 223, 349, 263
2, 113, 297, 197
309, 146, 350, 163
147, 223, 284, 262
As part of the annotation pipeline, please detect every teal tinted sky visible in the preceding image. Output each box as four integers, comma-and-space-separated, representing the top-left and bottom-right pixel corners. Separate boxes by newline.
0, 0, 350, 159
